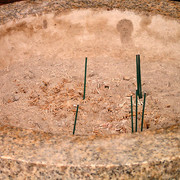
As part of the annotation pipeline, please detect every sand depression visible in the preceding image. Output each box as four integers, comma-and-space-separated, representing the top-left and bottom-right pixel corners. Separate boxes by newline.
0, 10, 180, 135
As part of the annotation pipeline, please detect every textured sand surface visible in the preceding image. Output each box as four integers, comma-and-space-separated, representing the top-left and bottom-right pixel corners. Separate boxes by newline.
0, 10, 179, 135
0, 1, 180, 179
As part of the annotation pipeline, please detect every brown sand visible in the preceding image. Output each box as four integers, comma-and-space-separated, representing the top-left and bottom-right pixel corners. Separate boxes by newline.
0, 10, 179, 135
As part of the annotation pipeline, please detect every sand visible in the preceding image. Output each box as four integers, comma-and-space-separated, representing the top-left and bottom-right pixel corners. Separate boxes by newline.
0, 10, 179, 135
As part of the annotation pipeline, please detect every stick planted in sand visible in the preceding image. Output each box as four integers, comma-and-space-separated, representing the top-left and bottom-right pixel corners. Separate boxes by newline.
83, 57, 87, 100
135, 90, 138, 132
141, 93, 146, 132
73, 105, 79, 135
131, 96, 134, 133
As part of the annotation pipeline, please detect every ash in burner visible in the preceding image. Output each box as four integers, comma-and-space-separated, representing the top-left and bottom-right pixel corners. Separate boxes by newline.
0, 10, 179, 135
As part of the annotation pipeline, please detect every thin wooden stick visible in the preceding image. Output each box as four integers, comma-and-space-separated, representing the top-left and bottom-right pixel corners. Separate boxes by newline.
141, 93, 146, 132
83, 57, 87, 100
136, 55, 140, 97
135, 90, 138, 132
73, 105, 79, 135
131, 96, 134, 133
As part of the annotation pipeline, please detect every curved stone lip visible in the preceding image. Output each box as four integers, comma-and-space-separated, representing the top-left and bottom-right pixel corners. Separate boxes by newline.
0, 0, 179, 25
0, 124, 180, 178
0, 125, 179, 179
0, 124, 179, 167
0, 0, 180, 178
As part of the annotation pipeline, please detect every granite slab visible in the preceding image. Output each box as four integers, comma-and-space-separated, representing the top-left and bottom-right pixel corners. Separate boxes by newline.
0, 0, 180, 179
0, 125, 179, 179
0, 0, 180, 25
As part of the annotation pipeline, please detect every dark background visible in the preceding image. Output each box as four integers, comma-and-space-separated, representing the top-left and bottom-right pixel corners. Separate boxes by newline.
0, 0, 24, 5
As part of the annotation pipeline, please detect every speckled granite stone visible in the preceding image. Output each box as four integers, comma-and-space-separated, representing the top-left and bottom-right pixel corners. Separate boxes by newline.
0, 0, 180, 25
0, 125, 179, 179
0, 0, 180, 179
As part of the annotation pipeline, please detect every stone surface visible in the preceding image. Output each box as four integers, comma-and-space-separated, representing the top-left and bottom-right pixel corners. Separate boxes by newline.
0, 0, 180, 179
0, 125, 180, 179
0, 0, 180, 25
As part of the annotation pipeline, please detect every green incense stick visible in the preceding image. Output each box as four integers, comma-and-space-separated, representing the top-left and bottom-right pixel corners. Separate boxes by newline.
136, 55, 140, 97
73, 105, 79, 135
83, 57, 87, 100
141, 93, 146, 132
136, 55, 142, 99
135, 90, 138, 132
131, 96, 134, 133
138, 55, 142, 99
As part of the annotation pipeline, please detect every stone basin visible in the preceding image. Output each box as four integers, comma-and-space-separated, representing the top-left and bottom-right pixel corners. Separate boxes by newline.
0, 0, 180, 179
